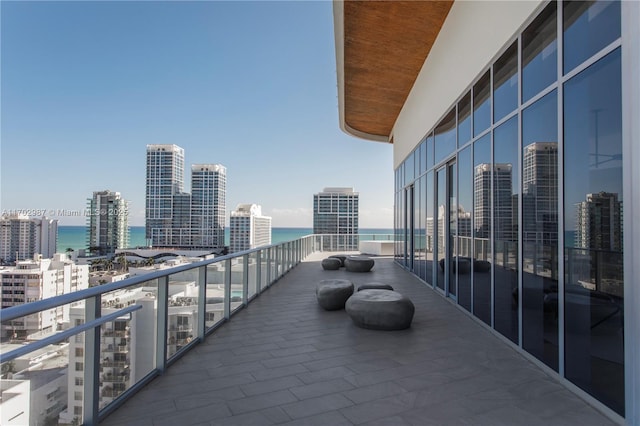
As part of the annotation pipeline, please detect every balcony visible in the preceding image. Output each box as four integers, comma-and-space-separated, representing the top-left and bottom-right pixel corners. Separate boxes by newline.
0, 236, 618, 425
100, 253, 614, 426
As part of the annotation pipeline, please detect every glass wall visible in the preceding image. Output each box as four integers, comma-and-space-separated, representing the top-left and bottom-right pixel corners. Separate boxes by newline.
457, 147, 473, 312
473, 135, 492, 325
393, 0, 623, 416
493, 116, 519, 344
522, 2, 557, 103
521, 90, 558, 370
563, 48, 623, 415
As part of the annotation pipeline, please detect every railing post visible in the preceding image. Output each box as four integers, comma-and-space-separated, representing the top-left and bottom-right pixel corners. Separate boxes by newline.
156, 276, 168, 373
256, 250, 262, 294
243, 254, 249, 306
198, 266, 206, 340
224, 259, 231, 320
83, 295, 101, 425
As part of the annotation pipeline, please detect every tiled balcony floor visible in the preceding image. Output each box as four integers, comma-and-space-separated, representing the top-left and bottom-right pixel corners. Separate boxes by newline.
102, 253, 617, 426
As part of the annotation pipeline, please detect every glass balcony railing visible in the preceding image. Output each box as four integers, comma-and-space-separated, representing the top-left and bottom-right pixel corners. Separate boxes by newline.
0, 233, 387, 425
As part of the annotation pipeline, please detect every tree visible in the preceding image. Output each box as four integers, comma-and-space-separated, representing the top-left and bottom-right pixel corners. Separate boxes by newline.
65, 247, 74, 259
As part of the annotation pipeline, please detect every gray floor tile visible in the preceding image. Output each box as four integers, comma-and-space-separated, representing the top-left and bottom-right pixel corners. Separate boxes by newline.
99, 256, 618, 426
226, 389, 298, 415
289, 378, 355, 400
281, 394, 354, 419
239, 375, 305, 396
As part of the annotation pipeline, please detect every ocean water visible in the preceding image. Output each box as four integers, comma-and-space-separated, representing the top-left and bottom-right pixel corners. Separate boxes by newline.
57, 226, 393, 252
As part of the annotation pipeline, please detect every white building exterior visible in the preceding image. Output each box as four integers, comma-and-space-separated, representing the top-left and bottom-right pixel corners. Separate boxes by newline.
229, 204, 272, 253
145, 144, 185, 247
86, 190, 130, 255
191, 164, 226, 249
0, 215, 58, 263
0, 253, 89, 339
313, 187, 359, 250
145, 145, 227, 250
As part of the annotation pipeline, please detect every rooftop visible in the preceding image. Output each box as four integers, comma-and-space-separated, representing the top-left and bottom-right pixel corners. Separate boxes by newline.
101, 253, 615, 426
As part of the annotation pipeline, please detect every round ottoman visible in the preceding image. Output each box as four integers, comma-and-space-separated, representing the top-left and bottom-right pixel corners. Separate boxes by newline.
328, 254, 347, 267
322, 258, 341, 270
345, 256, 375, 272
346, 290, 414, 330
316, 279, 354, 310
357, 282, 394, 291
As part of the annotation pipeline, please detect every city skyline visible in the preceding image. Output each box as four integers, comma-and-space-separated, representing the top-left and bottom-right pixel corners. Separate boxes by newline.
0, 1, 394, 229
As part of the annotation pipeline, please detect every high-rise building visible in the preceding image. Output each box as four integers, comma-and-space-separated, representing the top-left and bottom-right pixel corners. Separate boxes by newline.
0, 253, 89, 339
145, 146, 227, 250
522, 142, 558, 245
313, 187, 359, 250
0, 215, 58, 263
191, 164, 226, 249
229, 204, 272, 253
145, 144, 185, 247
576, 192, 623, 251
86, 190, 129, 255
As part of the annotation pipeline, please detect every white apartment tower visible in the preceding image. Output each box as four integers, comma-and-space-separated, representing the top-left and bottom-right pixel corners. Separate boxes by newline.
0, 215, 58, 263
145, 146, 226, 250
313, 187, 359, 250
0, 253, 89, 340
145, 144, 185, 247
230, 204, 272, 253
86, 190, 130, 255
191, 164, 226, 249
576, 191, 623, 251
522, 142, 558, 245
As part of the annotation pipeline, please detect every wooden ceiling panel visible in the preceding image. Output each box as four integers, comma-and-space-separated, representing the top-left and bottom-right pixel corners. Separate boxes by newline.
342, 0, 453, 140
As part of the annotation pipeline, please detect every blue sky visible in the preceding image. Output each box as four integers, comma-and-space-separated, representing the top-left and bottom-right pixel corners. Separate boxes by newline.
1, 1, 393, 228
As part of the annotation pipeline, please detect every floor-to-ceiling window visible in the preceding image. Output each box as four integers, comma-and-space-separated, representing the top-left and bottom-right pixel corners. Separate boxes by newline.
563, 0, 623, 415
393, 0, 624, 415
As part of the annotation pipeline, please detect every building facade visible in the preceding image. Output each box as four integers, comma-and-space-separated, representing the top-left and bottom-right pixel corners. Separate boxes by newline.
145, 144, 185, 247
0, 215, 58, 263
313, 187, 359, 250
86, 190, 129, 255
0, 253, 89, 339
190, 164, 226, 249
334, 1, 639, 422
229, 204, 272, 253
145, 145, 227, 250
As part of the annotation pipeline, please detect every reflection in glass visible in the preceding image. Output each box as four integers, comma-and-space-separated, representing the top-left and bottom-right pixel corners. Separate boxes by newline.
434, 107, 457, 165
493, 116, 519, 344
206, 262, 227, 331
415, 179, 423, 279
426, 133, 434, 169
436, 167, 446, 291
473, 71, 491, 137
457, 147, 472, 312
473, 134, 491, 325
522, 2, 557, 102
449, 162, 457, 297
563, 49, 623, 415
404, 152, 415, 191
522, 90, 558, 371
425, 171, 434, 285
458, 92, 471, 147
419, 174, 427, 283
563, 0, 620, 75
493, 42, 518, 123
418, 139, 427, 175
167, 270, 200, 359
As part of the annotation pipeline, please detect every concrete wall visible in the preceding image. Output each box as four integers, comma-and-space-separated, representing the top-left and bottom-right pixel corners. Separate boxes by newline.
392, 0, 543, 168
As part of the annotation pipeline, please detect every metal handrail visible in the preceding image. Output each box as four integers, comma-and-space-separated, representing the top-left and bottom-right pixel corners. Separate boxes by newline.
1, 304, 141, 363
0, 233, 393, 425
0, 236, 315, 323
